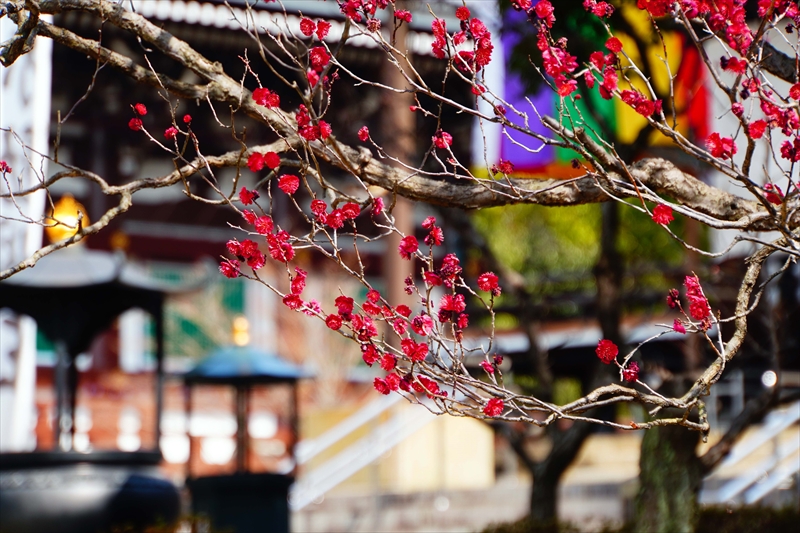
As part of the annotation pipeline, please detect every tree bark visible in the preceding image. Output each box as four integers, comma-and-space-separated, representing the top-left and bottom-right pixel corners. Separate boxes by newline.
635, 379, 703, 533
634, 420, 703, 533
530, 463, 560, 523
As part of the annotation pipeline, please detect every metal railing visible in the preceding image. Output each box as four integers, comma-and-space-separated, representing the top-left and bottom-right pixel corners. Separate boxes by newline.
701, 401, 800, 505
290, 395, 437, 511
294, 393, 403, 466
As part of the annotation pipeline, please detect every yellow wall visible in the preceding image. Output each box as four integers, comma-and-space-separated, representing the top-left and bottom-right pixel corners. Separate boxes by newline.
301, 400, 495, 494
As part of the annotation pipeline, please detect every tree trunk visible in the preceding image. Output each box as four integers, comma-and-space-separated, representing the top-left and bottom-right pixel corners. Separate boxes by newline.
528, 418, 595, 523
634, 418, 703, 533
595, 202, 624, 347
530, 462, 560, 523
523, 202, 623, 523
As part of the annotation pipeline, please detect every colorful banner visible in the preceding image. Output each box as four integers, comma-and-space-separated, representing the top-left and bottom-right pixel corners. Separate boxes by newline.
499, 6, 709, 178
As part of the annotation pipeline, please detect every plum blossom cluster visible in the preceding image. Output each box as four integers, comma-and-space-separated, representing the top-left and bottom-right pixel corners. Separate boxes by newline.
637, 0, 799, 57
126, 102, 192, 140
682, 275, 712, 327
523, 0, 797, 231
128, 102, 146, 131
309, 199, 361, 229
247, 151, 281, 173
595, 339, 639, 383
338, 0, 390, 24
534, 0, 800, 126
689, 2, 800, 168
221, 238, 264, 277
299, 17, 331, 40
218, 209, 510, 418
534, 18, 579, 97
308, 46, 331, 76
217, 187, 299, 278
620, 89, 662, 118
253, 87, 280, 108
432, 130, 453, 150
763, 183, 784, 206
589, 276, 715, 387
428, 6, 493, 74
490, 159, 514, 176
396, 218, 496, 345
707, 132, 736, 160
651, 204, 674, 225
665, 274, 713, 332
296, 104, 332, 141
529, 0, 665, 114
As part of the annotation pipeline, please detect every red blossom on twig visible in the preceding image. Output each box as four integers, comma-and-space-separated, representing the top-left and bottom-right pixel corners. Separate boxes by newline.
483, 398, 504, 417
398, 235, 418, 259
278, 174, 300, 194
622, 361, 640, 382
596, 339, 618, 364
652, 204, 674, 225
239, 187, 259, 205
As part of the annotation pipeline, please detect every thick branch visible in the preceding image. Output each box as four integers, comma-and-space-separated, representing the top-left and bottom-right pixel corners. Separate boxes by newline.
323, 139, 777, 226
30, 0, 782, 231
761, 41, 798, 83
40, 0, 222, 79
0, 0, 40, 67
37, 21, 212, 100
627, 159, 765, 226
38, 0, 296, 137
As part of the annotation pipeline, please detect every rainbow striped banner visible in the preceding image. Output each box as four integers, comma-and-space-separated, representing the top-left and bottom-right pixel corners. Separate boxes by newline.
498, 6, 710, 178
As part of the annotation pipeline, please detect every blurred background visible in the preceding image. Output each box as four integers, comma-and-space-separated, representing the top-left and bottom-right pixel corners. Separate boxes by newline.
1, 1, 798, 532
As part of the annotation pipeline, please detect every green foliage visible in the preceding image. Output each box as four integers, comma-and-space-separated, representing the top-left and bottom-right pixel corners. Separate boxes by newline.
495, 312, 521, 330
513, 374, 539, 395
472, 199, 687, 306
553, 378, 582, 406
618, 201, 686, 270
473, 203, 601, 286
511, 377, 581, 407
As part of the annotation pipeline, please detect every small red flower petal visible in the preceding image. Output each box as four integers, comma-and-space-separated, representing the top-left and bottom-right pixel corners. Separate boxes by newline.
278, 174, 300, 194
595, 339, 618, 364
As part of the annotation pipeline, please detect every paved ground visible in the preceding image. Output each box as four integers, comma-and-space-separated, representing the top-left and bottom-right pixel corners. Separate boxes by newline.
291, 426, 799, 532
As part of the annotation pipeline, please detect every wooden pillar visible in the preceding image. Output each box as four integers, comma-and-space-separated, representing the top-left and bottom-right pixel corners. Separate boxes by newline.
67, 352, 77, 450
184, 383, 193, 480
381, 2, 416, 332
154, 301, 165, 450
235, 384, 248, 473
289, 383, 299, 477
54, 341, 70, 450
